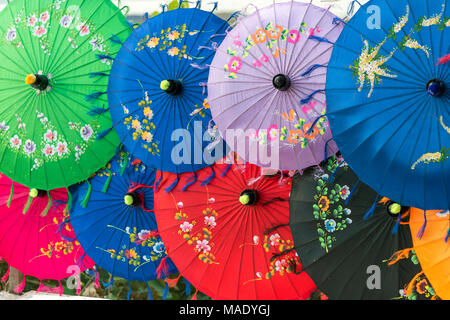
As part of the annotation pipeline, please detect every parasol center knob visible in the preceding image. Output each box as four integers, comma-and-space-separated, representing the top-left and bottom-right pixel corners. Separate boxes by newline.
29, 188, 47, 198
426, 79, 445, 97
239, 189, 259, 206
124, 193, 140, 207
160, 79, 182, 96
385, 200, 407, 219
272, 74, 291, 91
25, 74, 49, 91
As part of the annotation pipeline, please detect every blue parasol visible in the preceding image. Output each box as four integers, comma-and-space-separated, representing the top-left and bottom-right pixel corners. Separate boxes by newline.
325, 0, 449, 211
68, 151, 178, 299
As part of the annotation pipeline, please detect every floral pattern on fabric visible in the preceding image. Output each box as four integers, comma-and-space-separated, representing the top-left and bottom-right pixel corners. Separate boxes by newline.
354, 4, 447, 98
97, 225, 167, 272
122, 90, 160, 156
2, 0, 112, 62
313, 157, 352, 253
0, 110, 99, 171
174, 197, 218, 265
223, 21, 310, 79
135, 24, 206, 61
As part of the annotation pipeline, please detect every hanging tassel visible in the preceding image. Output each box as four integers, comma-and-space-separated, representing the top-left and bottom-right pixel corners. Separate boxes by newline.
201, 166, 215, 186
181, 173, 197, 192
87, 106, 109, 116
163, 281, 169, 300
156, 256, 169, 279
94, 270, 100, 289
190, 63, 211, 70
103, 276, 114, 289
305, 115, 327, 135
436, 54, 450, 65
184, 278, 191, 296
300, 64, 326, 77
89, 72, 109, 79
66, 188, 72, 213
7, 182, 14, 208
76, 275, 81, 294
155, 172, 163, 192
332, 17, 346, 25
308, 35, 334, 44
345, 180, 360, 205
363, 195, 380, 220
1, 267, 10, 283
145, 281, 153, 300
347, 0, 362, 15
191, 288, 199, 300
392, 214, 401, 234
120, 154, 129, 176
165, 174, 179, 193
127, 282, 132, 300
300, 89, 325, 104
109, 34, 122, 44
22, 191, 34, 214
81, 180, 92, 208
323, 138, 334, 164
85, 91, 107, 102
58, 280, 63, 296
13, 276, 26, 294
445, 216, 450, 243
40, 192, 52, 217
416, 210, 427, 239
220, 163, 232, 177
327, 164, 340, 184
96, 127, 113, 140
96, 54, 114, 61
165, 274, 182, 288
102, 168, 113, 193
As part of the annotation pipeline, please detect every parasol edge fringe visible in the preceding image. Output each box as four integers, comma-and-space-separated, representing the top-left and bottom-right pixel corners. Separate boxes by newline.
102, 168, 113, 193
200, 166, 215, 186
416, 210, 427, 239
300, 89, 325, 105
345, 180, 360, 205
165, 174, 179, 193
181, 173, 198, 192
363, 195, 380, 220
81, 180, 92, 208
7, 181, 14, 208
40, 192, 52, 217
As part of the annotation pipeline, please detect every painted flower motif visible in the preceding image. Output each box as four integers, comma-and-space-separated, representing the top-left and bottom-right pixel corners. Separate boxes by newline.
339, 185, 350, 200
195, 239, 211, 253
267, 25, 283, 40
39, 11, 50, 24
141, 131, 153, 143
143, 107, 154, 120
252, 28, 267, 44
168, 47, 180, 56
260, 54, 269, 62
269, 233, 281, 246
228, 56, 242, 73
324, 219, 336, 232
253, 235, 259, 245
147, 37, 159, 48
167, 30, 180, 41
318, 196, 330, 212
44, 129, 57, 142
233, 39, 242, 47
177, 201, 184, 208
131, 119, 141, 131
345, 218, 353, 225
27, 15, 37, 27
42, 144, 56, 157
124, 248, 137, 259
180, 221, 193, 233
287, 129, 302, 144
288, 29, 300, 43
10, 135, 22, 149
23, 140, 36, 155
274, 259, 287, 272
208, 197, 215, 204
436, 210, 450, 218
57, 141, 68, 156
80, 124, 93, 141
343, 208, 352, 216
416, 279, 428, 295
89, 38, 103, 52
204, 216, 216, 228
33, 26, 47, 38
6, 27, 17, 41
77, 24, 90, 36
153, 241, 166, 254
267, 125, 279, 141
0, 121, 10, 131
60, 15, 73, 28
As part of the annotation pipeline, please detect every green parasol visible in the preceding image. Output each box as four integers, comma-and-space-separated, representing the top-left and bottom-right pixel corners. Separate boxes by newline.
0, 0, 131, 190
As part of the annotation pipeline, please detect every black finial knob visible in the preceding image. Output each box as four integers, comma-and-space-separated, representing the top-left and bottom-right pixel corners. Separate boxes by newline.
273, 74, 291, 91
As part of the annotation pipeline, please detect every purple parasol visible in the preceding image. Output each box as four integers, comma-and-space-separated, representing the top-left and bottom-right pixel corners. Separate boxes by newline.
208, 1, 344, 171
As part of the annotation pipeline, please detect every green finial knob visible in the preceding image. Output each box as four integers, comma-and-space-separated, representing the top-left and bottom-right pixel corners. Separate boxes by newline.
29, 188, 39, 198
240, 194, 250, 205
124, 194, 134, 206
389, 203, 402, 215
160, 80, 171, 91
